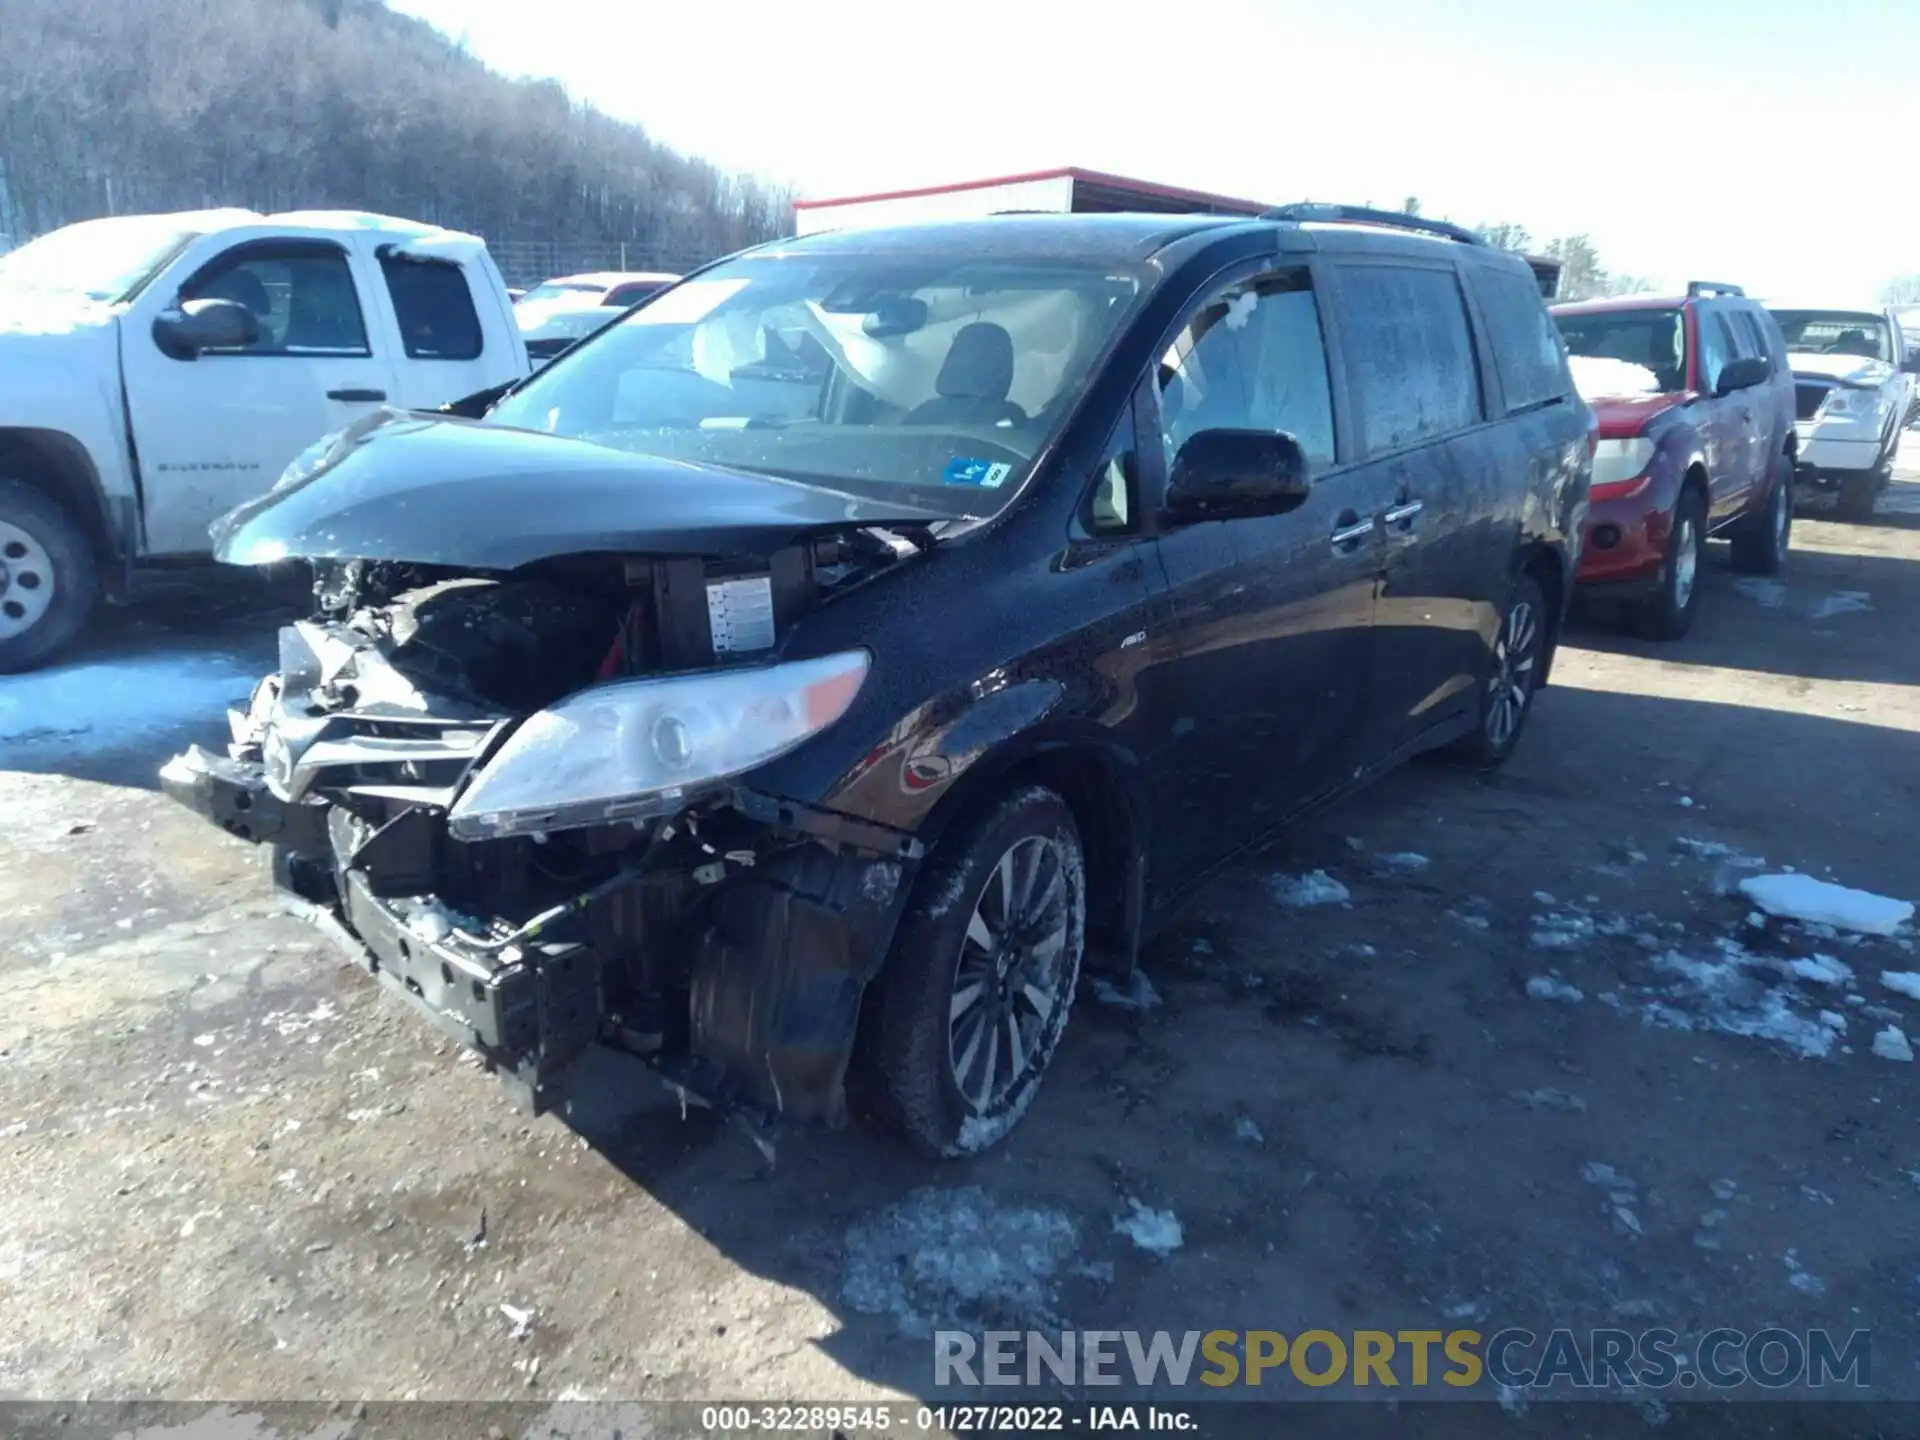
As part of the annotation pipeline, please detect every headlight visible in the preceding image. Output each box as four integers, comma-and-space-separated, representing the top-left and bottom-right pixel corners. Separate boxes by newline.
1591, 437, 1655, 488
447, 650, 870, 841
1819, 388, 1885, 419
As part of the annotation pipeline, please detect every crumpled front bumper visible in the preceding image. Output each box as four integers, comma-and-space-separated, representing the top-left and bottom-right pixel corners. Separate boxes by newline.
158, 744, 330, 851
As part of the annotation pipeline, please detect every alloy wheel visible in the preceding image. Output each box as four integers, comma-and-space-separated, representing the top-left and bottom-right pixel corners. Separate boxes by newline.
1486, 598, 1538, 751
1672, 516, 1699, 609
0, 520, 55, 640
948, 834, 1073, 1114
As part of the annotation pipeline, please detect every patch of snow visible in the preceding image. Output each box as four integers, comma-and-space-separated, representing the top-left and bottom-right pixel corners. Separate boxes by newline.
1807, 591, 1872, 621
1568, 354, 1662, 398
1371, 851, 1431, 874
1233, 1116, 1264, 1145
499, 1303, 534, 1339
1640, 947, 1840, 1058
1788, 955, 1855, 987
1872, 1027, 1914, 1063
0, 647, 259, 753
842, 1187, 1078, 1336
1531, 911, 1595, 949
1675, 837, 1765, 867
1511, 1087, 1585, 1112
1268, 870, 1350, 907
1740, 874, 1913, 937
1450, 910, 1491, 931
1113, 1199, 1183, 1256
1091, 970, 1162, 1011
1733, 578, 1788, 609
1788, 1271, 1828, 1297
1526, 975, 1584, 1003
1880, 972, 1920, 1002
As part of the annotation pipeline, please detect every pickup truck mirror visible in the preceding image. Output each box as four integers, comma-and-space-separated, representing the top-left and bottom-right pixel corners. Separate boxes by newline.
1714, 356, 1770, 396
1165, 428, 1311, 523
152, 298, 262, 360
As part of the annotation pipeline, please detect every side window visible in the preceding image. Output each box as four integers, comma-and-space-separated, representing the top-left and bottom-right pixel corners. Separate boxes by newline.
1154, 270, 1335, 470
1085, 405, 1138, 536
179, 242, 370, 357
1333, 264, 1482, 454
1697, 311, 1735, 391
1466, 265, 1570, 414
380, 255, 484, 360
1733, 309, 1775, 369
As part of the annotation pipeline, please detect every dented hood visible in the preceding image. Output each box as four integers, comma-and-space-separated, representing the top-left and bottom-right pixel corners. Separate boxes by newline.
212, 411, 949, 570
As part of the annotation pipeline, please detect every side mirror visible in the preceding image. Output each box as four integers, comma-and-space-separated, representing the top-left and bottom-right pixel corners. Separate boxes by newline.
1165, 428, 1311, 523
152, 298, 261, 360
1714, 356, 1770, 396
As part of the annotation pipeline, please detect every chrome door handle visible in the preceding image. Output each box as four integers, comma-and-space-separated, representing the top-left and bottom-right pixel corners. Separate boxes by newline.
1330, 517, 1376, 549
1382, 500, 1424, 527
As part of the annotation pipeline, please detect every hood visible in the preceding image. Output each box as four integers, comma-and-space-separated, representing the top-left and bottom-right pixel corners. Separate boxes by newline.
1785, 351, 1891, 388
212, 411, 951, 570
0, 287, 120, 339
517, 303, 620, 344
1583, 391, 1693, 438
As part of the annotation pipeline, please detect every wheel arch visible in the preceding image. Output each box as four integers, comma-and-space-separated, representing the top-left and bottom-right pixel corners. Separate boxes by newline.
1515, 541, 1568, 686
0, 427, 124, 590
909, 729, 1147, 977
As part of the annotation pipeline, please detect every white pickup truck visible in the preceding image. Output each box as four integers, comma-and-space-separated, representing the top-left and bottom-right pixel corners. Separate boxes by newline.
0, 208, 530, 670
1764, 303, 1920, 519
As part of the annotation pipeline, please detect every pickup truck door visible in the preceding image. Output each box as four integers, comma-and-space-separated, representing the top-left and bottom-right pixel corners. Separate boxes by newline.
122, 234, 399, 556
369, 237, 528, 410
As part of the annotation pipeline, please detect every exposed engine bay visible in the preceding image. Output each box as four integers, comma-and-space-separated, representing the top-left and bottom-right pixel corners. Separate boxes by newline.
161, 527, 930, 1126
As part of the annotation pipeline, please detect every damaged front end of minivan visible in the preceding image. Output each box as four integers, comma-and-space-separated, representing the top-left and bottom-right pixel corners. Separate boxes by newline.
161, 413, 945, 1126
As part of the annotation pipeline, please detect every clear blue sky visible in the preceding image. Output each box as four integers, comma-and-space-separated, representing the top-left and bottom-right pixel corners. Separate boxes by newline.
388, 0, 1920, 299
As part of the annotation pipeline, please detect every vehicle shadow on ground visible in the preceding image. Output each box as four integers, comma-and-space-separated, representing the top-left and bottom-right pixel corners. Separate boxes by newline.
513, 680, 1920, 1419
1565, 540, 1919, 687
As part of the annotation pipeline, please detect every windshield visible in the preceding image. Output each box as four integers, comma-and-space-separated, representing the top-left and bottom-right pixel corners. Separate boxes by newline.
0, 215, 202, 302
488, 251, 1145, 516
1766, 309, 1893, 364
520, 281, 605, 304
1555, 308, 1686, 393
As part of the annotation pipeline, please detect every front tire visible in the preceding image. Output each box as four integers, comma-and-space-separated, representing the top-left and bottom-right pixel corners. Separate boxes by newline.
1450, 571, 1547, 772
0, 478, 100, 674
861, 786, 1086, 1158
1633, 487, 1705, 641
1730, 456, 1792, 576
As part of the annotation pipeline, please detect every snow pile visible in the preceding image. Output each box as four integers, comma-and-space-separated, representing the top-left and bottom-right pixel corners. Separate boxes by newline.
1789, 955, 1855, 987
1526, 975, 1584, 1004
842, 1187, 1079, 1336
1872, 1027, 1914, 1063
1113, 1199, 1184, 1256
1880, 972, 1920, 1002
1739, 874, 1913, 937
1633, 945, 1844, 1058
0, 648, 258, 755
1268, 870, 1351, 907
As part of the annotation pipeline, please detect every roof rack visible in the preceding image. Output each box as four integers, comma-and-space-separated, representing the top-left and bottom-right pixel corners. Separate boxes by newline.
1686, 280, 1746, 298
1261, 202, 1485, 247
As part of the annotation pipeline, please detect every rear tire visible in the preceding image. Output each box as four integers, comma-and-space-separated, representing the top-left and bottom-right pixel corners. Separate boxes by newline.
860, 786, 1086, 1158
1449, 571, 1547, 772
1633, 487, 1705, 641
0, 477, 99, 674
1730, 456, 1792, 576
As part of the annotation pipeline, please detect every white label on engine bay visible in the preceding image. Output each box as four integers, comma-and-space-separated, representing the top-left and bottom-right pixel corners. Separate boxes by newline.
706, 575, 776, 653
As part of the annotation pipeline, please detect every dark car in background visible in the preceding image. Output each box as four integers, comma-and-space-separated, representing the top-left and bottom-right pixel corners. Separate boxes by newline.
1553, 283, 1797, 639
162, 206, 1590, 1157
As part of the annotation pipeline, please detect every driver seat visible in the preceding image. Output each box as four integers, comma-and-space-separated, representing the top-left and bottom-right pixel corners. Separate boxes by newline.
904, 322, 1028, 428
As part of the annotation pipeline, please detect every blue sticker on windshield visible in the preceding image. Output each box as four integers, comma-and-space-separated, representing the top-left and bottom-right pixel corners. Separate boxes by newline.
943, 458, 1014, 489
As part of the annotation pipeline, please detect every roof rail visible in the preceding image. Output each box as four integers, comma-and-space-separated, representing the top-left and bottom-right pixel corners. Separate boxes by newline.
1261, 202, 1485, 247
1686, 280, 1746, 298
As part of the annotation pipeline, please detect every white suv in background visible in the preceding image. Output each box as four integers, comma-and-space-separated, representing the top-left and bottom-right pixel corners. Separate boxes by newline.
1765, 303, 1920, 518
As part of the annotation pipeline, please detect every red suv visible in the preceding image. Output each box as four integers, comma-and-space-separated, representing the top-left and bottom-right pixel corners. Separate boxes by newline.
1552, 283, 1797, 639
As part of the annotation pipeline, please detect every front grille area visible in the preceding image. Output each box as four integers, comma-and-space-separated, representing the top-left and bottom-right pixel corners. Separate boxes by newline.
1795, 382, 1831, 420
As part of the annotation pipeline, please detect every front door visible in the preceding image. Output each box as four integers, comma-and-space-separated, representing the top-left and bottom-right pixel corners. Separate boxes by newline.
1137, 265, 1379, 900
122, 237, 397, 555
1692, 303, 1754, 522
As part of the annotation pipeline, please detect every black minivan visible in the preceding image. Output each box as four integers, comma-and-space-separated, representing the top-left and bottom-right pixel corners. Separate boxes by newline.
163, 205, 1592, 1156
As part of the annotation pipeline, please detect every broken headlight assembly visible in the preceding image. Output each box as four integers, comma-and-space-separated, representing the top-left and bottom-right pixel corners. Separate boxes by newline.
446, 649, 870, 841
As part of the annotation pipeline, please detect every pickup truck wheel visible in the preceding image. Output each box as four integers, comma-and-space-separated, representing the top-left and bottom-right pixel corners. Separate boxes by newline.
0, 478, 99, 674
1730, 457, 1792, 575
1448, 571, 1546, 772
860, 786, 1086, 1158
1633, 489, 1705, 641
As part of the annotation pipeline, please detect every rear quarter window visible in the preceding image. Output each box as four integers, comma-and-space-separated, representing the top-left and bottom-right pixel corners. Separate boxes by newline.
1466, 265, 1571, 413
380, 254, 484, 360
1333, 263, 1483, 453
